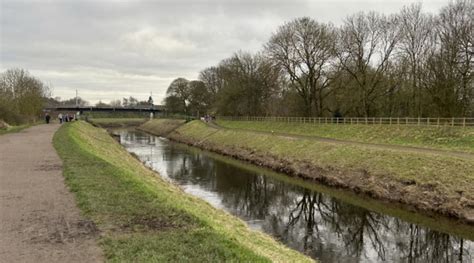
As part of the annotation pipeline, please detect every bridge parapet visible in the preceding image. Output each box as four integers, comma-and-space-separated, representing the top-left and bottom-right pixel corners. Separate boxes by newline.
44, 106, 164, 113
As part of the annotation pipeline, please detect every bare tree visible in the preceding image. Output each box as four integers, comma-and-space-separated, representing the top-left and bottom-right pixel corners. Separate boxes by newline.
336, 12, 401, 117
213, 52, 282, 116
165, 78, 190, 113
0, 68, 49, 124
398, 3, 433, 116
199, 66, 224, 97
418, 0, 473, 117
110, 99, 122, 107
266, 17, 336, 116
187, 80, 212, 117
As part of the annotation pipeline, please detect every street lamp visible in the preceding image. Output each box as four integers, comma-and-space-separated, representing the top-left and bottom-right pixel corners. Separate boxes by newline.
148, 95, 154, 119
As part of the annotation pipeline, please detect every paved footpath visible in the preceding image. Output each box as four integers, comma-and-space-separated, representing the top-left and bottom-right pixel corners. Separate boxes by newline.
0, 124, 102, 263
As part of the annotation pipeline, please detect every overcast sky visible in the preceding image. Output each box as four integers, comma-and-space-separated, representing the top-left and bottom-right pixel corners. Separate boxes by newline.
1, 0, 447, 104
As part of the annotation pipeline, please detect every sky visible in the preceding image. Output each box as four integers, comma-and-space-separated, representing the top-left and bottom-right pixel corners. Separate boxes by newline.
1, 0, 448, 105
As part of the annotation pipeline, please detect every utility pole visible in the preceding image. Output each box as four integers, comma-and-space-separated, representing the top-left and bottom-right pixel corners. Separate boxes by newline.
75, 89, 78, 107
148, 91, 154, 108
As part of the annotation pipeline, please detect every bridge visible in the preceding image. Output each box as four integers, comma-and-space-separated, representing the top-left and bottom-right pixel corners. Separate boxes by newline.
44, 105, 165, 113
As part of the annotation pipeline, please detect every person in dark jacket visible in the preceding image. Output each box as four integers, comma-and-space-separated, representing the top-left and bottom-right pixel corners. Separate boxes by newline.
45, 113, 51, 124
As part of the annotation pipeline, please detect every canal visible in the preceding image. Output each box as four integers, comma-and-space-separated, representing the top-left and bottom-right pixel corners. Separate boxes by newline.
117, 129, 473, 262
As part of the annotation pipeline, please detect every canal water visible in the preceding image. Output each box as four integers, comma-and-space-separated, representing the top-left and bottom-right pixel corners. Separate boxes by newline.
117, 129, 473, 262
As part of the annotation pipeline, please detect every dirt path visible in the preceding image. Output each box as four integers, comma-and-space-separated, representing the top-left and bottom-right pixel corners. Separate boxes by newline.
0, 124, 102, 263
208, 121, 474, 160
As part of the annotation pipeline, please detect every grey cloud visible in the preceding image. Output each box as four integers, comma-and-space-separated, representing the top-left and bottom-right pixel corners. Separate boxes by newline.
1, 0, 447, 103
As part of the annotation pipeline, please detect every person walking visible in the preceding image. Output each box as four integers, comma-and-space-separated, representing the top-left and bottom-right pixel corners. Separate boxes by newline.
58, 113, 63, 124
45, 113, 51, 124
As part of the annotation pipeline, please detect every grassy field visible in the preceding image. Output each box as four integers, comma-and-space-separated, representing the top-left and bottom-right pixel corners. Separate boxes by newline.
138, 119, 186, 136
169, 121, 474, 221
53, 121, 310, 262
217, 120, 474, 153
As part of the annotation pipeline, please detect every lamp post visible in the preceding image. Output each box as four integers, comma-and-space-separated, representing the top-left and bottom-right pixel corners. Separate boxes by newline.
148, 95, 154, 119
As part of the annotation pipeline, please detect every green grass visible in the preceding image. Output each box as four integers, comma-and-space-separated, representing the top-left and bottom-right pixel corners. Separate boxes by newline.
138, 119, 186, 136
0, 123, 35, 135
174, 121, 474, 206
53, 121, 311, 262
217, 120, 474, 153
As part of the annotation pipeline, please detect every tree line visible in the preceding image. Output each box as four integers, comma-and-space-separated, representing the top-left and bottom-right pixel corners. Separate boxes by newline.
165, 1, 473, 118
0, 68, 155, 125
0, 68, 50, 124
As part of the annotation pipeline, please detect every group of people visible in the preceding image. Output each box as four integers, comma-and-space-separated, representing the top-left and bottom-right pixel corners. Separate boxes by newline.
44, 112, 77, 124
201, 115, 215, 123
57, 113, 76, 124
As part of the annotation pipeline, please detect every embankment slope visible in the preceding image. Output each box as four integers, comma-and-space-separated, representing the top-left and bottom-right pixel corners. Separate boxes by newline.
217, 120, 474, 154
137, 118, 185, 136
140, 120, 474, 224
53, 121, 310, 262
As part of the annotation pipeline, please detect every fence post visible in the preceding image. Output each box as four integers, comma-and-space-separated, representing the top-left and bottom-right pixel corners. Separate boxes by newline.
427, 117, 430, 126
451, 117, 454, 127
437, 118, 440, 127
406, 117, 408, 125
389, 117, 392, 125
463, 118, 466, 127
418, 117, 420, 126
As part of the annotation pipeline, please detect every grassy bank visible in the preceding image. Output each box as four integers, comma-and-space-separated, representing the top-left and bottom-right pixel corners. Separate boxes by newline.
137, 118, 185, 136
88, 118, 146, 128
217, 120, 474, 153
163, 121, 474, 223
53, 121, 310, 262
0, 123, 36, 135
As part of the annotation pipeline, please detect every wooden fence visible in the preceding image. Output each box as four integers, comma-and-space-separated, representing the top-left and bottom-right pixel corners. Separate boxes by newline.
217, 116, 474, 127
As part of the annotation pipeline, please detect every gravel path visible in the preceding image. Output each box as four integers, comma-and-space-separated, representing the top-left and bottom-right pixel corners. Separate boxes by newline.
0, 124, 102, 263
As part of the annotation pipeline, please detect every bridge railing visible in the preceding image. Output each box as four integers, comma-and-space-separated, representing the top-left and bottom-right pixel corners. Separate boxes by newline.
217, 116, 474, 127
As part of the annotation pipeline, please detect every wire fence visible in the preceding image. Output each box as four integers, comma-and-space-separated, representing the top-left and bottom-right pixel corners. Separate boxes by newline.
218, 116, 474, 127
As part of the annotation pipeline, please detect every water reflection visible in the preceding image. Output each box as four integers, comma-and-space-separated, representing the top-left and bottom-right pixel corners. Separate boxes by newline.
118, 130, 473, 262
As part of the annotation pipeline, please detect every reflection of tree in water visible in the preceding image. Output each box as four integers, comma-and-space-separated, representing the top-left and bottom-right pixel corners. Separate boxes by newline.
217, 174, 285, 219
123, 131, 474, 263
280, 190, 472, 262
394, 222, 472, 262
164, 148, 287, 219
278, 190, 388, 261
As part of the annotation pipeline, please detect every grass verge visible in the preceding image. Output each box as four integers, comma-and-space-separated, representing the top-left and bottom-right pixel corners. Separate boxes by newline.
217, 120, 474, 153
166, 121, 474, 223
53, 121, 311, 262
0, 123, 36, 135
